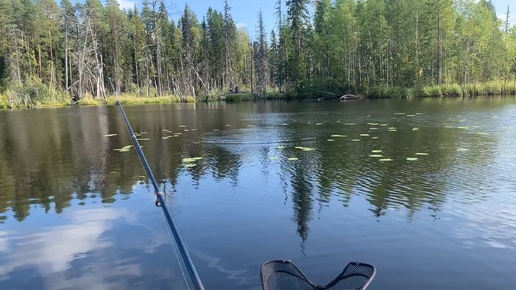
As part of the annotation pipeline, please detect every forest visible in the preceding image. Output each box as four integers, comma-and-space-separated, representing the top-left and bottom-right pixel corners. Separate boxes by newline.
0, 0, 515, 109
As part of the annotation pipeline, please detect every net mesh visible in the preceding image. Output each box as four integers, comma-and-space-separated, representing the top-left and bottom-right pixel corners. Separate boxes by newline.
261, 260, 375, 290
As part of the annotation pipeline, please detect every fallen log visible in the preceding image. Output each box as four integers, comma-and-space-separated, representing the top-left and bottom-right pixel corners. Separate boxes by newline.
339, 94, 363, 100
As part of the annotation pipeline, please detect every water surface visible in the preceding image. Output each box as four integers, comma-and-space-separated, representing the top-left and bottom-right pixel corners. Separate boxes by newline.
2, 98, 516, 290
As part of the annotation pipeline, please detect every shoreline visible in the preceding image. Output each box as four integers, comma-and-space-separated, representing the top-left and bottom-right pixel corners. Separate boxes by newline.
2, 82, 516, 110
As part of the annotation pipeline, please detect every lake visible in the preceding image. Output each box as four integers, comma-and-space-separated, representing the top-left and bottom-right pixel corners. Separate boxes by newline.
1, 98, 516, 290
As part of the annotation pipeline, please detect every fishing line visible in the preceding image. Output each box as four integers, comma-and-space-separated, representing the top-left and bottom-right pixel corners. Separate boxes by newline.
109, 78, 204, 290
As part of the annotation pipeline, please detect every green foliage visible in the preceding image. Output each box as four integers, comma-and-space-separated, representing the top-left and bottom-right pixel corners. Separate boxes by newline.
1, 0, 516, 110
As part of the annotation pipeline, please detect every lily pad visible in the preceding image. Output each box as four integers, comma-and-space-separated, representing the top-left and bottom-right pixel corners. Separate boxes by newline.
115, 145, 133, 152
415, 153, 429, 156
331, 134, 347, 138
369, 154, 383, 158
406, 157, 418, 161
182, 157, 203, 163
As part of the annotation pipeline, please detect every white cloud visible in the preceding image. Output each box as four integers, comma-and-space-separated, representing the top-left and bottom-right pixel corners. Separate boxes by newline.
497, 13, 516, 25
0, 208, 128, 275
236, 22, 248, 31
117, 0, 136, 10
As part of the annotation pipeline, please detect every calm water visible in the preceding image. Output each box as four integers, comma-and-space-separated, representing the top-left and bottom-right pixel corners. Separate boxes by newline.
2, 98, 516, 290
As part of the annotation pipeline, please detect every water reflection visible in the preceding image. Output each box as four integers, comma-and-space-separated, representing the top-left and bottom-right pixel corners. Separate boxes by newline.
2, 99, 516, 289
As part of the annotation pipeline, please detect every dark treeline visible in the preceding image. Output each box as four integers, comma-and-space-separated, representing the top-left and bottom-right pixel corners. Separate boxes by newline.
0, 0, 516, 108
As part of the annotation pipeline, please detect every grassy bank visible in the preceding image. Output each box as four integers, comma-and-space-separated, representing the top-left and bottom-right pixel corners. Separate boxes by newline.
2, 80, 516, 109
0, 93, 195, 109
368, 80, 516, 98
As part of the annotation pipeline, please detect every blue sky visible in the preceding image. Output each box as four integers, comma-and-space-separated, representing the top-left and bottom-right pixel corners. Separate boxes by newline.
115, 0, 516, 38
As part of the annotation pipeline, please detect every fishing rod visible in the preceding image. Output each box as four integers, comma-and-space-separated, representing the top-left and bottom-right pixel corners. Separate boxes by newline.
109, 78, 204, 290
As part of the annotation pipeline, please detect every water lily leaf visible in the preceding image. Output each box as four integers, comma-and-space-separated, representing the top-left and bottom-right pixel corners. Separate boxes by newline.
183, 157, 202, 163
406, 157, 418, 161
104, 134, 117, 137
415, 153, 429, 156
288, 157, 299, 161
379, 158, 393, 162
369, 154, 383, 158
331, 134, 346, 138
